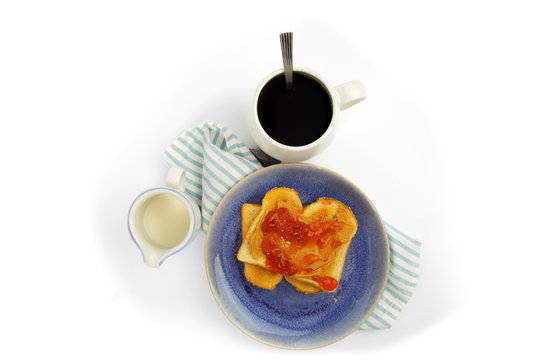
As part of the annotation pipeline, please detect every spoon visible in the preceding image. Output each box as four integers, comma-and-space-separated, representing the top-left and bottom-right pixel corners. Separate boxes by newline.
279, 32, 293, 91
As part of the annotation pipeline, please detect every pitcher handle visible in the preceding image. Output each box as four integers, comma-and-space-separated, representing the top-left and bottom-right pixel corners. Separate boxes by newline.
165, 166, 186, 192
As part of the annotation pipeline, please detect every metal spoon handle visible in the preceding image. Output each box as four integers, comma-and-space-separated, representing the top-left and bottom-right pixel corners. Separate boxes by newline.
280, 32, 293, 90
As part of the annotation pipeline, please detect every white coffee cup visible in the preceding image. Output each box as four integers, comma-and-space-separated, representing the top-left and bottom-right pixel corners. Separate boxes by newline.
249, 67, 367, 162
128, 167, 201, 268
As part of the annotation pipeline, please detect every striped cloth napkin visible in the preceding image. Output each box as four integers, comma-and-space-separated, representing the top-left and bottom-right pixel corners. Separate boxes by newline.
164, 123, 421, 329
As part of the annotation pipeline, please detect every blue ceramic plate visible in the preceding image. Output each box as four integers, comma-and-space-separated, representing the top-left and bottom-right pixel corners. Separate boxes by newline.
205, 163, 389, 349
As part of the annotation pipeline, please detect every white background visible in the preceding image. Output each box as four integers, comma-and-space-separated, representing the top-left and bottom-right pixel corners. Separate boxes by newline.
1, 0, 539, 358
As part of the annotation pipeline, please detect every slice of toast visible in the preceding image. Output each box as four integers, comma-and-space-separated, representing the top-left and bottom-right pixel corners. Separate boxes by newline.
237, 188, 358, 293
241, 204, 283, 290
284, 276, 325, 294
237, 188, 303, 268
242, 203, 323, 293
284, 239, 352, 293
284, 198, 357, 293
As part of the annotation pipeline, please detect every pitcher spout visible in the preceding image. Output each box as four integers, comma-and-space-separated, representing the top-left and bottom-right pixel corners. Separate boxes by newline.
144, 250, 164, 268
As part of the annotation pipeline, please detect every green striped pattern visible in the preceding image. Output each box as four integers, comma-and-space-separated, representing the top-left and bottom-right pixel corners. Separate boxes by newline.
164, 123, 421, 329
359, 222, 421, 330
164, 123, 262, 232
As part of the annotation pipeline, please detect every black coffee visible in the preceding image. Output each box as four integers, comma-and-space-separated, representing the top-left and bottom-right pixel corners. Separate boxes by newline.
257, 72, 332, 147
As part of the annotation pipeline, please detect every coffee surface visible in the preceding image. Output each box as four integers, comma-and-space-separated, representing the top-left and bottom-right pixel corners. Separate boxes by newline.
257, 73, 332, 147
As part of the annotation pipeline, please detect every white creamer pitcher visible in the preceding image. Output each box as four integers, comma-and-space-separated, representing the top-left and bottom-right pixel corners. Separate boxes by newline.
128, 167, 201, 268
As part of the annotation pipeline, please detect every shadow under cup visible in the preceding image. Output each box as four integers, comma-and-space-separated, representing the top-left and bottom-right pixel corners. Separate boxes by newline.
256, 71, 333, 147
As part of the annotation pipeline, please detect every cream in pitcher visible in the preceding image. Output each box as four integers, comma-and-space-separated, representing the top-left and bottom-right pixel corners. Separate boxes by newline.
142, 193, 191, 248
128, 167, 201, 267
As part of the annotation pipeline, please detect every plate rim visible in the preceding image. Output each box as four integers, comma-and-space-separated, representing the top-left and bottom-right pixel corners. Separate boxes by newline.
204, 162, 390, 349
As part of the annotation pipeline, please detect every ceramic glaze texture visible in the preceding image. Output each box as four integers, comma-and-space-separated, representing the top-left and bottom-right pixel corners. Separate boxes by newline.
205, 164, 389, 349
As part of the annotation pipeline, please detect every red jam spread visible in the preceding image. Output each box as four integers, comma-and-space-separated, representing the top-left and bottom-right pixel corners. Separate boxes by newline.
261, 207, 342, 278
312, 276, 338, 292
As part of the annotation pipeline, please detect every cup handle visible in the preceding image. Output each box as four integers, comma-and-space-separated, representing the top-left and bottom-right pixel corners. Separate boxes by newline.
165, 166, 186, 192
335, 80, 367, 111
